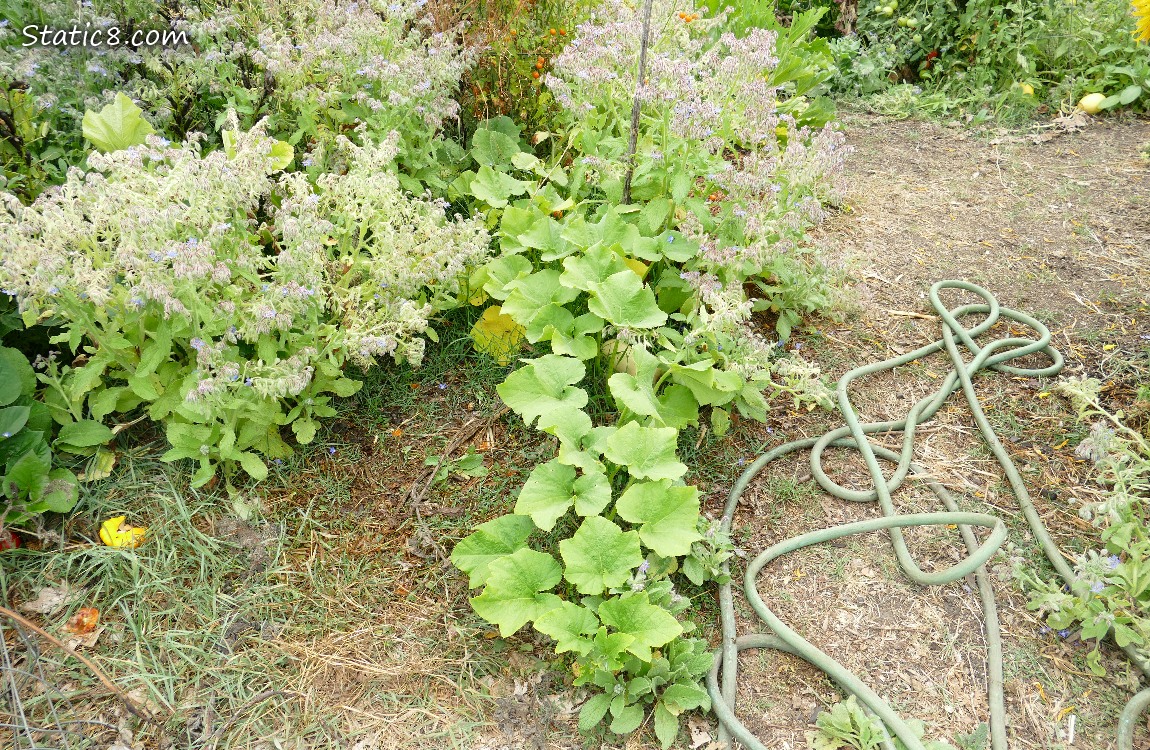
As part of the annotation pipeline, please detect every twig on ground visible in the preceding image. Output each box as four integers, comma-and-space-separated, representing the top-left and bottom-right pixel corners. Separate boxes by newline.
0, 605, 155, 722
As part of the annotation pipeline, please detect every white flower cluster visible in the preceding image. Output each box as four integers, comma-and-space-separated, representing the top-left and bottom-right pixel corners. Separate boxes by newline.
231, 0, 476, 133
275, 131, 490, 368
0, 116, 489, 410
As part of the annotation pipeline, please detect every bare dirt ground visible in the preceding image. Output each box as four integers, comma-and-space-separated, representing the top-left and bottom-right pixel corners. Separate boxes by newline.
715, 112, 1150, 750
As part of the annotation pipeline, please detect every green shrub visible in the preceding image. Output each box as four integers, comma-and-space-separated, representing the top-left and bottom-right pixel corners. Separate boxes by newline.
0, 117, 489, 488
0, 345, 79, 527
833, 0, 1149, 113
1018, 376, 1150, 675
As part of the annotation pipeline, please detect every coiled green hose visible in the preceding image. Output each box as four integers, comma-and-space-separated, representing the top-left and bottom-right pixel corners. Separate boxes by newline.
707, 280, 1150, 750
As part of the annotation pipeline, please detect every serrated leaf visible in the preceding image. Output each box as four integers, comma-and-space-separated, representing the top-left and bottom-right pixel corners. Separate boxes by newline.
82, 93, 154, 152
598, 591, 682, 662
471, 548, 563, 636
560, 246, 629, 292
469, 305, 525, 365
483, 255, 534, 300
533, 600, 598, 655
615, 480, 702, 557
470, 166, 529, 208
586, 271, 668, 328
497, 355, 588, 428
560, 516, 643, 595
515, 460, 611, 530
502, 270, 581, 327
472, 127, 521, 167
451, 514, 536, 588
603, 422, 686, 481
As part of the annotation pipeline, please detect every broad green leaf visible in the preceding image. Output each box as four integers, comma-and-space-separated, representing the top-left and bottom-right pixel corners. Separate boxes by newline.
660, 682, 710, 714
4, 447, 50, 499
518, 216, 571, 259
609, 702, 645, 734
653, 701, 679, 749
521, 303, 574, 344
609, 371, 661, 420
657, 385, 699, 429
451, 513, 536, 588
560, 246, 629, 292
603, 422, 686, 481
615, 480, 702, 557
329, 378, 362, 397
502, 270, 581, 322
597, 591, 683, 661
710, 407, 731, 436
34, 468, 78, 512
497, 355, 588, 428
54, 419, 113, 449
640, 197, 673, 235
482, 255, 534, 299
586, 271, 668, 328
515, 460, 613, 530
560, 515, 643, 595
0, 347, 35, 402
238, 451, 268, 481
82, 93, 154, 152
469, 305, 525, 365
471, 127, 520, 167
533, 600, 599, 655
578, 693, 612, 732
515, 460, 577, 531
88, 386, 128, 422
471, 548, 563, 636
0, 405, 30, 438
470, 166, 529, 208
137, 322, 172, 378
292, 418, 317, 444
550, 313, 604, 361
537, 405, 593, 446
669, 361, 739, 407
572, 469, 612, 516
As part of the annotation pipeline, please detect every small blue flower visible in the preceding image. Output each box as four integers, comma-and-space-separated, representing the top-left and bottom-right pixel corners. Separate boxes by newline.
274, 458, 284, 465
1090, 581, 1105, 594
328, 447, 337, 455
302, 158, 313, 167
667, 235, 675, 243
1057, 629, 1071, 639
190, 338, 205, 351
1107, 555, 1121, 569
245, 378, 254, 386
437, 382, 448, 390
637, 561, 650, 574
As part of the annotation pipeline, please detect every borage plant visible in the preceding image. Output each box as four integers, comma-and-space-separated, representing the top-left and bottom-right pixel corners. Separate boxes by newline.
0, 116, 489, 488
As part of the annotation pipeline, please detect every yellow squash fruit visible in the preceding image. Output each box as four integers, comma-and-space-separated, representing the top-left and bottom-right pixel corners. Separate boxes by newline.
1078, 92, 1106, 114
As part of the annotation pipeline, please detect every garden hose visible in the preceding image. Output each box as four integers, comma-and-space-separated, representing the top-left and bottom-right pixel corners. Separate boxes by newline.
707, 280, 1150, 750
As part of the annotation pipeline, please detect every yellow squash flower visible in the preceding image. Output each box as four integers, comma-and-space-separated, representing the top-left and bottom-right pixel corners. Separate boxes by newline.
1136, 0, 1150, 42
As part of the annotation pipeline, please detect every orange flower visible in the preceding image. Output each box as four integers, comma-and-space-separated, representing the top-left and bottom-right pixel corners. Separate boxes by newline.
549, 27, 557, 35
532, 71, 540, 79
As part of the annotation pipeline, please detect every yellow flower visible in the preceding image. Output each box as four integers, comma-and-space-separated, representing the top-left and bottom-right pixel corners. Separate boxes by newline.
1136, 0, 1150, 42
